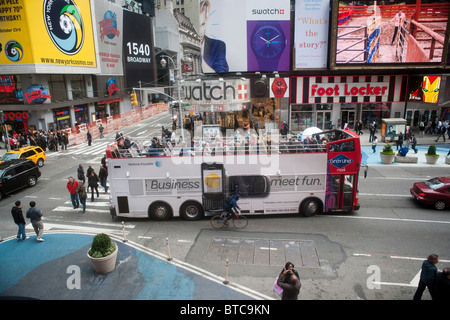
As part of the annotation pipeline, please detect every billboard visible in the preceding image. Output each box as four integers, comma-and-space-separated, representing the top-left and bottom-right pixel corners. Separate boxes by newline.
408, 75, 441, 103
330, 0, 450, 68
200, 0, 290, 73
122, 10, 156, 90
0, 0, 99, 74
292, 75, 408, 105
94, 0, 124, 75
294, 0, 330, 69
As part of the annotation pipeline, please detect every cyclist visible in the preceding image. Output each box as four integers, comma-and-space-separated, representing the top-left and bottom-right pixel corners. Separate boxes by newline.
224, 192, 241, 220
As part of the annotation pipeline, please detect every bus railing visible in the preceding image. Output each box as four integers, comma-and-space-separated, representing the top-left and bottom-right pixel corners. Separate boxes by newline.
107, 130, 357, 159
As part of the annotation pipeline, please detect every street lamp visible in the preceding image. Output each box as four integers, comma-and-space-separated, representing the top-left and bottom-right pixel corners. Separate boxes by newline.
160, 55, 184, 140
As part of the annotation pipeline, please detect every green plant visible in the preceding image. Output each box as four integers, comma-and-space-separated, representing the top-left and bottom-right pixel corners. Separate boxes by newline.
380, 144, 395, 155
426, 145, 439, 157
88, 233, 116, 258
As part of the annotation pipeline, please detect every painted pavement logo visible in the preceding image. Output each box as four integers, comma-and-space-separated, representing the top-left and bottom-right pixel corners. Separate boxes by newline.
329, 154, 353, 169
43, 0, 85, 55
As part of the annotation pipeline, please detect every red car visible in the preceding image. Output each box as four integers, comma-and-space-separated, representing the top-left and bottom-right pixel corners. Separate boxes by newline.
410, 177, 450, 210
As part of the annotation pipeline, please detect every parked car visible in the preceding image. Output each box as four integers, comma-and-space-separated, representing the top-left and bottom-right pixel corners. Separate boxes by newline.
410, 177, 450, 210
0, 159, 41, 201
0, 146, 46, 167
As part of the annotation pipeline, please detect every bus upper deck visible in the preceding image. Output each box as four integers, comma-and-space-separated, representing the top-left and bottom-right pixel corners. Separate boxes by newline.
105, 129, 359, 159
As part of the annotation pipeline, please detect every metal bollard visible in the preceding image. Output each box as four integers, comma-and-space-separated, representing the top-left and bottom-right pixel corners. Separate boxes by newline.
122, 221, 128, 242
166, 237, 172, 261
223, 259, 229, 285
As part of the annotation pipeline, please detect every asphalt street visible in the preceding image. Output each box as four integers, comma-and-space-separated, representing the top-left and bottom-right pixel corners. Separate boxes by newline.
0, 112, 449, 301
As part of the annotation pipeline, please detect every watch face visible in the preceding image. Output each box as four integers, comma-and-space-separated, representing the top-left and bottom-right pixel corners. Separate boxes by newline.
251, 25, 286, 59
272, 79, 287, 97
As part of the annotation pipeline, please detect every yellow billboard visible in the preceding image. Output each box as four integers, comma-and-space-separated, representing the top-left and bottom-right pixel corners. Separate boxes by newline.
0, 0, 98, 74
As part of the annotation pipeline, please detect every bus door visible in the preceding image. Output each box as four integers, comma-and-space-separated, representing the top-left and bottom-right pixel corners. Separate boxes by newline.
201, 163, 226, 213
326, 174, 357, 211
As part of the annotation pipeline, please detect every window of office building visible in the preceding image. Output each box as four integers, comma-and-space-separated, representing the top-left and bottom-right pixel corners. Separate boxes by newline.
68, 75, 86, 100
48, 74, 67, 102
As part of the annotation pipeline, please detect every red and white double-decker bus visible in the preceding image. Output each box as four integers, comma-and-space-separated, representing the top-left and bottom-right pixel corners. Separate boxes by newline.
105, 129, 364, 220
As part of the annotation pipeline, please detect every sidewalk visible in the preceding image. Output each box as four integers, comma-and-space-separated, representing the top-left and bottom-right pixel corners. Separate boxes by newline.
358, 129, 450, 166
0, 233, 268, 300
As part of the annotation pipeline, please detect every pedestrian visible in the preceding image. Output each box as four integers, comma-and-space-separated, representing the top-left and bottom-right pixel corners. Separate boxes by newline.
11, 200, 28, 241
369, 122, 376, 142
396, 131, 403, 150
390, 9, 406, 45
87, 130, 92, 146
26, 201, 44, 242
76, 181, 87, 213
410, 134, 418, 154
435, 125, 446, 142
88, 170, 99, 202
77, 164, 85, 184
435, 268, 450, 301
99, 124, 104, 139
372, 135, 377, 153
419, 121, 425, 138
99, 164, 108, 193
86, 165, 94, 192
276, 264, 302, 300
413, 253, 439, 300
67, 177, 80, 209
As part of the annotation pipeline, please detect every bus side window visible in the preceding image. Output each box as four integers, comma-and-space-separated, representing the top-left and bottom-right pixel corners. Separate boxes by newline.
228, 176, 269, 197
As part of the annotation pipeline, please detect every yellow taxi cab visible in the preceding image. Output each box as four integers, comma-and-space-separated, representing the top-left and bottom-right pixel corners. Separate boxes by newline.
0, 146, 47, 167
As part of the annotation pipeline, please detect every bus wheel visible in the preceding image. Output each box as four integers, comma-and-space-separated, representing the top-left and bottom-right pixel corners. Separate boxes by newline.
180, 201, 204, 221
149, 202, 172, 220
300, 198, 322, 217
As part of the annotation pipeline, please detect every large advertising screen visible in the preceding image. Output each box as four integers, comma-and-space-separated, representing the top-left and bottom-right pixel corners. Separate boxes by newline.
123, 10, 156, 90
294, 0, 330, 69
0, 0, 99, 74
94, 0, 124, 75
408, 75, 441, 103
200, 0, 290, 73
330, 0, 450, 68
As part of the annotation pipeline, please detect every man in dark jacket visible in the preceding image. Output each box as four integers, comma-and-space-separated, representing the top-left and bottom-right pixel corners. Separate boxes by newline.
26, 201, 44, 242
11, 201, 28, 241
277, 268, 302, 300
413, 254, 439, 300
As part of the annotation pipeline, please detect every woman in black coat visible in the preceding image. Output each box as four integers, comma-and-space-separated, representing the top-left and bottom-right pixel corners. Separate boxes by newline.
88, 171, 99, 202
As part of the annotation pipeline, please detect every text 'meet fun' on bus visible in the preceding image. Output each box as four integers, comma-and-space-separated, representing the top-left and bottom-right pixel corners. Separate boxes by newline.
105, 128, 365, 221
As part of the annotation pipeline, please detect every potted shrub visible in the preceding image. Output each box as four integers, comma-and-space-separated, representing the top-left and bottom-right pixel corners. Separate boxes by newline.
425, 145, 439, 164
87, 233, 118, 274
380, 144, 395, 164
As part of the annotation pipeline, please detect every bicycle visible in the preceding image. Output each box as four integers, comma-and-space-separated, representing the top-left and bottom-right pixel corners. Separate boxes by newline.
210, 211, 248, 229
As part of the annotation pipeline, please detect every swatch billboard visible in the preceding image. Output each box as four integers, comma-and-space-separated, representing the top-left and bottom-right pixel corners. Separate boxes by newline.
200, 0, 290, 73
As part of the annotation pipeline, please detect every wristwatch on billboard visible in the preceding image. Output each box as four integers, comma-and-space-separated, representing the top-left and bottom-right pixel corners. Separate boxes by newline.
271, 78, 288, 98
250, 21, 286, 71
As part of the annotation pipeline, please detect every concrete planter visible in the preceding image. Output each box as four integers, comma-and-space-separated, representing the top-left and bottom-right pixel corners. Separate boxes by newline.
446, 156, 450, 165
425, 155, 439, 165
87, 243, 118, 274
380, 153, 395, 164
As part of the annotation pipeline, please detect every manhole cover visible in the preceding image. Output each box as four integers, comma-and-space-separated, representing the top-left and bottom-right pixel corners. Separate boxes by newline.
205, 237, 320, 267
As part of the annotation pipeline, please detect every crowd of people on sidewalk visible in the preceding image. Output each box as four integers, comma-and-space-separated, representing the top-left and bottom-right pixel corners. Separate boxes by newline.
2, 128, 70, 152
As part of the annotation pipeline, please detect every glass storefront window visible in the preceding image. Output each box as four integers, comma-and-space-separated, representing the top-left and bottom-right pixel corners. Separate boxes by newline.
291, 105, 314, 131
361, 103, 390, 129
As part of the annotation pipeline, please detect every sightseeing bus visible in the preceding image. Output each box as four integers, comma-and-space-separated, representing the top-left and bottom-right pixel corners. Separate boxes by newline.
105, 129, 364, 220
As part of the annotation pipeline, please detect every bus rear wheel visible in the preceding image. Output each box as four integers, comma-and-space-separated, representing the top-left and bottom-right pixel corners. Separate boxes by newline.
180, 201, 204, 221
149, 202, 172, 220
300, 198, 322, 217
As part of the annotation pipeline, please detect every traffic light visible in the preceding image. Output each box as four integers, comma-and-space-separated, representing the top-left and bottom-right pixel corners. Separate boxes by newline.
130, 93, 138, 106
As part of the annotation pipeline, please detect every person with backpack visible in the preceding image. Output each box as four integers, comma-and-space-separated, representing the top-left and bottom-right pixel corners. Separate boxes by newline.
76, 182, 87, 213
224, 192, 241, 220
